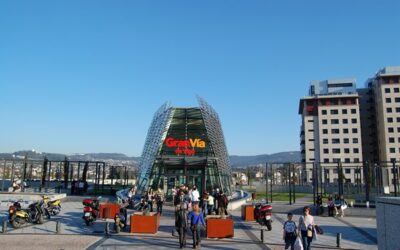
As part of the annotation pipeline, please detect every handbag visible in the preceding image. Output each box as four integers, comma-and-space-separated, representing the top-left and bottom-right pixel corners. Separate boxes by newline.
294, 237, 304, 250
314, 225, 324, 234
313, 227, 318, 241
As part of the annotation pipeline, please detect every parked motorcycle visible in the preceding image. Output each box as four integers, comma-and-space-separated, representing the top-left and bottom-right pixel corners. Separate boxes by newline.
82, 197, 101, 226
43, 196, 61, 216
254, 203, 273, 231
9, 201, 44, 228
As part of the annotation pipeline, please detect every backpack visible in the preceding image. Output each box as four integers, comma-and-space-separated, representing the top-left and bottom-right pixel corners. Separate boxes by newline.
223, 195, 229, 206
284, 221, 297, 238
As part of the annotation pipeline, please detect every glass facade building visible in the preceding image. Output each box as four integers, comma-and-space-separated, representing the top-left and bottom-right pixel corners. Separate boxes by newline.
137, 97, 233, 197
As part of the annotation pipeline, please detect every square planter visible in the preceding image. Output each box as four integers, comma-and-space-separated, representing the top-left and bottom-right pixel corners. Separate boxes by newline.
130, 212, 160, 234
99, 203, 120, 219
241, 204, 255, 221
206, 216, 234, 238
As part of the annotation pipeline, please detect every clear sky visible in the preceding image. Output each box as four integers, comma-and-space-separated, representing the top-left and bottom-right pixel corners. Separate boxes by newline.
1, 1, 400, 156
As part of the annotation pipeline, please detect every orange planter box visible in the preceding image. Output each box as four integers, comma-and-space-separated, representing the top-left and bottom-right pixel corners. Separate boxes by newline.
206, 217, 234, 238
241, 204, 255, 221
99, 203, 120, 219
130, 212, 160, 234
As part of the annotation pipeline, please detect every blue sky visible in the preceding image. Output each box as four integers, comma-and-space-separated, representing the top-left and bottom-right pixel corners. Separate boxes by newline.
1, 1, 400, 156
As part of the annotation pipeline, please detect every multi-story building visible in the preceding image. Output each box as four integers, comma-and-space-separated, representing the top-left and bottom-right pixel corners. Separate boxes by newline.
299, 79, 364, 184
365, 66, 400, 192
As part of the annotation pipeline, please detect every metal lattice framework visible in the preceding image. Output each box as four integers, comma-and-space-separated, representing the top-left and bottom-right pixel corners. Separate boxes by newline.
137, 103, 172, 194
137, 98, 233, 195
197, 97, 233, 194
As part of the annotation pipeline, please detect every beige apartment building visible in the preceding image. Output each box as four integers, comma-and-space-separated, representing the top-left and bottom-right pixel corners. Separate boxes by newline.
366, 66, 400, 193
299, 79, 364, 184
299, 66, 400, 193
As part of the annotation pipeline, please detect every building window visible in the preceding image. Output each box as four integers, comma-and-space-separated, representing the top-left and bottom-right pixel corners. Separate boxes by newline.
332, 138, 340, 144
353, 138, 359, 143
332, 129, 340, 134
322, 110, 327, 115
308, 119, 313, 122
308, 129, 314, 132
352, 128, 358, 133
343, 128, 349, 134
398, 127, 400, 133
323, 129, 328, 134
342, 109, 348, 114
309, 148, 315, 151
389, 127, 394, 133
344, 138, 349, 144
323, 139, 329, 144
386, 98, 392, 103
322, 119, 328, 124
389, 137, 395, 143
396, 107, 400, 113
351, 109, 357, 114
343, 119, 348, 124
390, 148, 396, 153
396, 97, 400, 103
385, 88, 391, 93
308, 139, 315, 141
398, 137, 400, 143
345, 168, 351, 173
387, 107, 393, 113
330, 109, 339, 115
324, 159, 329, 163
333, 158, 341, 163
351, 118, 357, 124
388, 117, 393, 123
332, 148, 341, 154
353, 148, 359, 153
331, 119, 339, 124
323, 148, 329, 153
344, 148, 350, 153
394, 88, 399, 93
354, 158, 360, 163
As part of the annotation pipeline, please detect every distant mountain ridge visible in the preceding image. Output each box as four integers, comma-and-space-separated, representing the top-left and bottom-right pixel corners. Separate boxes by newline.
229, 151, 301, 167
0, 150, 301, 167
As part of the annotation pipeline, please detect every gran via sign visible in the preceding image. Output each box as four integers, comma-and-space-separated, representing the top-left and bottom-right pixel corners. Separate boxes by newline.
165, 137, 206, 156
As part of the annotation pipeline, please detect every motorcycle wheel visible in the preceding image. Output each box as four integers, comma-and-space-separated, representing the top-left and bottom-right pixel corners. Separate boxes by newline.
266, 221, 272, 231
11, 219, 21, 228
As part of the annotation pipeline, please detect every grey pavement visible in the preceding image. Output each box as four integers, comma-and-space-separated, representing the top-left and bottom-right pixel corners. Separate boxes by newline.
0, 200, 378, 250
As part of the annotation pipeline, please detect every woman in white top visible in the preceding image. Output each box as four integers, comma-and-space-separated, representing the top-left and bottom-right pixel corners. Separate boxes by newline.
298, 206, 315, 250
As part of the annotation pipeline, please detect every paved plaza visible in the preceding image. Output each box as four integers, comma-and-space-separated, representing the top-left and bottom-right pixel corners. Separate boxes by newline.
0, 200, 377, 250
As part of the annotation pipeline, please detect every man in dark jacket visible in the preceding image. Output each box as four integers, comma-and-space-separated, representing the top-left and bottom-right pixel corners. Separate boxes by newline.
175, 203, 188, 249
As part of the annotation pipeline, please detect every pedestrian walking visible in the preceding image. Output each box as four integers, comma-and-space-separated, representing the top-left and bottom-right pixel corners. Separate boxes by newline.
283, 212, 297, 250
175, 203, 188, 249
155, 187, 165, 215
298, 206, 315, 250
207, 192, 214, 215
188, 204, 206, 249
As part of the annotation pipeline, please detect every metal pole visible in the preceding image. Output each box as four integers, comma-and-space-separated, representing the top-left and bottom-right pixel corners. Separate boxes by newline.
313, 162, 316, 206
1, 160, 6, 191
265, 163, 268, 203
289, 163, 292, 205
293, 164, 296, 204
393, 160, 398, 197
337, 233, 342, 248
270, 163, 273, 203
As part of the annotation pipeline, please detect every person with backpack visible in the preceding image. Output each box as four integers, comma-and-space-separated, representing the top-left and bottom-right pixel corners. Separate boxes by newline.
283, 212, 297, 250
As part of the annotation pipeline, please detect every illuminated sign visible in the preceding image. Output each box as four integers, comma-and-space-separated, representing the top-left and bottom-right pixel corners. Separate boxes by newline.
165, 137, 205, 156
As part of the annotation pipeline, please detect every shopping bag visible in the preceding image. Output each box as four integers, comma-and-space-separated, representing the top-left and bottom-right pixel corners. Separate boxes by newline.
314, 225, 324, 234
294, 237, 303, 250
313, 227, 318, 241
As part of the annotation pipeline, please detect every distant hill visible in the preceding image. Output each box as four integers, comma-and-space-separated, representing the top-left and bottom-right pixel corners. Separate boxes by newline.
0, 150, 300, 167
229, 151, 301, 167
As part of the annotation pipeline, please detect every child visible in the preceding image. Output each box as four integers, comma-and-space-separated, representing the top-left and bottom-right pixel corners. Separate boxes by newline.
283, 212, 297, 250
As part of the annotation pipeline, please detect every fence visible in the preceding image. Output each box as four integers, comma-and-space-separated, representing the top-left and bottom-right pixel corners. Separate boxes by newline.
260, 160, 400, 205
0, 157, 137, 195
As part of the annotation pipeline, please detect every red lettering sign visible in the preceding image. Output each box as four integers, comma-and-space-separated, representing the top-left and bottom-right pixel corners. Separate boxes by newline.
165, 137, 205, 156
